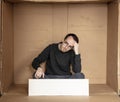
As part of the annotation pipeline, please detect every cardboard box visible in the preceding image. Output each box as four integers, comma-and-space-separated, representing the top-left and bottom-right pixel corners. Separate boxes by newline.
0, 0, 120, 95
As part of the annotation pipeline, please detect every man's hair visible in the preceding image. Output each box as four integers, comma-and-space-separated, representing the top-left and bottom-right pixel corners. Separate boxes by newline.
64, 33, 79, 43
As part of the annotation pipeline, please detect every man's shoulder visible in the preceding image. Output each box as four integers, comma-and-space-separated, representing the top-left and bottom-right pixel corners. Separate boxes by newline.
49, 43, 59, 47
46, 43, 58, 50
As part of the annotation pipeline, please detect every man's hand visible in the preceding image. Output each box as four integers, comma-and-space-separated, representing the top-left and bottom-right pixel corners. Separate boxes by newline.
35, 67, 45, 79
73, 42, 79, 55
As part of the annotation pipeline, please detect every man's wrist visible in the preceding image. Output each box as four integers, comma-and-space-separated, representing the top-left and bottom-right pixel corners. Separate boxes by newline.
37, 67, 42, 70
74, 51, 79, 55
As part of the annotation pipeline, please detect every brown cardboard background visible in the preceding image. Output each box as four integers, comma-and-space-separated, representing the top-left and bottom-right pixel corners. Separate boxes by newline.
118, 2, 120, 92
13, 3, 107, 84
2, 2, 14, 91
107, 2, 118, 93
68, 4, 107, 84
6, 0, 114, 3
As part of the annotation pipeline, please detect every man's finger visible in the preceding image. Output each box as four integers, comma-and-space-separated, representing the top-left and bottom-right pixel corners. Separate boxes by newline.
42, 73, 45, 78
35, 73, 41, 79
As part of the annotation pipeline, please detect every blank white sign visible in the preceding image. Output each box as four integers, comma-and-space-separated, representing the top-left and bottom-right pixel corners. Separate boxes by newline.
29, 79, 89, 96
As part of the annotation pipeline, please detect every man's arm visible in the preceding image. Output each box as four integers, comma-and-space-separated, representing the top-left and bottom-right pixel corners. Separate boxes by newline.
32, 45, 51, 70
32, 45, 51, 78
71, 42, 82, 73
73, 42, 79, 55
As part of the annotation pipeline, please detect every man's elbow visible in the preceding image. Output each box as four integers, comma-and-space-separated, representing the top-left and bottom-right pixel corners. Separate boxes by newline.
73, 68, 81, 73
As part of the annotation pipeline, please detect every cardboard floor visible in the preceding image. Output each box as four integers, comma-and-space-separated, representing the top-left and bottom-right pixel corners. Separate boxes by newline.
0, 84, 120, 102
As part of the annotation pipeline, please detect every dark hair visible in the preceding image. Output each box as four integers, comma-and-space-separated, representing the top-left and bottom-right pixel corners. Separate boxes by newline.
64, 33, 79, 43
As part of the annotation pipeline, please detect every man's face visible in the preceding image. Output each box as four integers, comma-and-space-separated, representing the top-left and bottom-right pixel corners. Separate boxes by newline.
60, 36, 76, 52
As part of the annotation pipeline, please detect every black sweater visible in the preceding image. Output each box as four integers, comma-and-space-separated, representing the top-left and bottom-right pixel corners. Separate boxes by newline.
32, 43, 82, 75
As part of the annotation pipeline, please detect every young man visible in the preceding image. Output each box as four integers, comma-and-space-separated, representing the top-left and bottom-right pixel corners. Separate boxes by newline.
32, 33, 85, 79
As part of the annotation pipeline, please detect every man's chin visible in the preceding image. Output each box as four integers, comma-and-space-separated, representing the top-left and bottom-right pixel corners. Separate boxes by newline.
61, 48, 68, 52
62, 50, 68, 53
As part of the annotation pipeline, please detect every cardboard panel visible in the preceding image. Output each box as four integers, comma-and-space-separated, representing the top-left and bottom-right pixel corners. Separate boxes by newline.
2, 2, 14, 92
6, 0, 113, 3
0, 0, 1, 41
118, 2, 120, 93
107, 2, 118, 92
52, 4, 68, 42
68, 4, 107, 84
0, 0, 2, 94
14, 4, 53, 84
14, 3, 107, 84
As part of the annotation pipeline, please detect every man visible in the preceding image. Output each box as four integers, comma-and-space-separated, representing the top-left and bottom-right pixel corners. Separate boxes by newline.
32, 33, 85, 79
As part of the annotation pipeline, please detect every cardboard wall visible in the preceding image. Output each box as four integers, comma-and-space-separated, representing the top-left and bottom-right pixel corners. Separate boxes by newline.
13, 3, 107, 84
6, 0, 114, 3
118, 2, 120, 93
0, 0, 2, 93
2, 2, 14, 91
107, 2, 118, 92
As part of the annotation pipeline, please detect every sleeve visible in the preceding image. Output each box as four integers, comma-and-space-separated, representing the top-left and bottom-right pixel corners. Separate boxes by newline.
71, 52, 82, 73
32, 44, 51, 70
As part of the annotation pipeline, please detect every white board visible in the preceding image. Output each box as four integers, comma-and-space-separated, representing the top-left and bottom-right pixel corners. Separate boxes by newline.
29, 79, 89, 96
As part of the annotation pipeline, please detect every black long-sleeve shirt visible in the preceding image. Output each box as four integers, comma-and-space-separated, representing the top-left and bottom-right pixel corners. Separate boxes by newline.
32, 43, 82, 75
